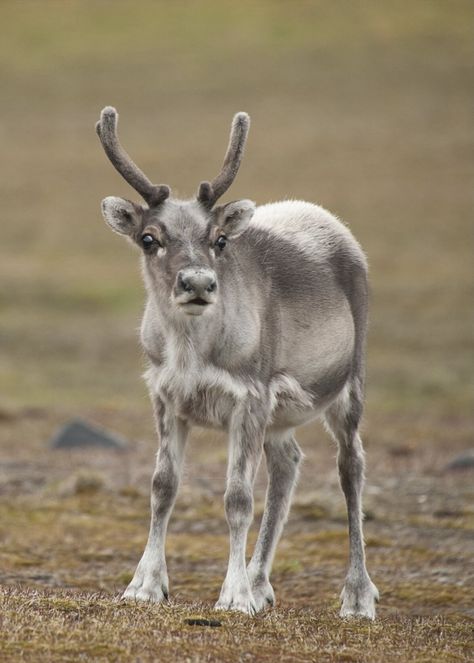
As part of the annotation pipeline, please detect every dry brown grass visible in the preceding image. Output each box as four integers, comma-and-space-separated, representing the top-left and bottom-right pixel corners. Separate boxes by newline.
0, 0, 473, 660
1, 586, 473, 663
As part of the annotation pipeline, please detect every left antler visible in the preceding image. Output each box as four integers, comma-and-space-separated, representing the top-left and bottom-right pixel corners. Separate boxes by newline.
197, 112, 250, 207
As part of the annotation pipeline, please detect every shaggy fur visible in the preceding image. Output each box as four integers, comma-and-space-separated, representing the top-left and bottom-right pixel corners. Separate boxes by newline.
96, 107, 379, 618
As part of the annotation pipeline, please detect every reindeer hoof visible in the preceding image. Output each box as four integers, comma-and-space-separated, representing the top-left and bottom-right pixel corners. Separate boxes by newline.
340, 577, 379, 620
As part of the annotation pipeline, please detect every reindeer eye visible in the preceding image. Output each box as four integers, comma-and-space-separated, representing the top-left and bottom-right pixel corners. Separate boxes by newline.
141, 234, 160, 250
215, 235, 227, 251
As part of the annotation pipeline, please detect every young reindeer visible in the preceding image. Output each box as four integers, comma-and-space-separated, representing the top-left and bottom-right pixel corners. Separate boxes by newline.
96, 106, 379, 618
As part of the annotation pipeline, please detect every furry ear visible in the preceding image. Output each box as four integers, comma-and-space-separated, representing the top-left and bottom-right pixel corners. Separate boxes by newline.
215, 199, 255, 238
101, 196, 144, 236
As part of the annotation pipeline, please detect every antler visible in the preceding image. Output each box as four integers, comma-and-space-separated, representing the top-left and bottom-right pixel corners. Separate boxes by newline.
197, 112, 250, 207
96, 106, 170, 207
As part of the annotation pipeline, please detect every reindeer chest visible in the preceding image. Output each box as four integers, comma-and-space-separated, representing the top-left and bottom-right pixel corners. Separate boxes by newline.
145, 352, 254, 430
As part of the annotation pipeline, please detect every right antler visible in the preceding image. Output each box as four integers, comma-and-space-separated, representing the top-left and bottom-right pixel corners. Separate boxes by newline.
96, 107, 170, 207
197, 112, 250, 207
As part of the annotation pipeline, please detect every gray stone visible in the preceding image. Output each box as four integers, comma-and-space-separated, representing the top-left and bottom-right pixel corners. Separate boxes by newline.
50, 419, 128, 450
444, 450, 474, 471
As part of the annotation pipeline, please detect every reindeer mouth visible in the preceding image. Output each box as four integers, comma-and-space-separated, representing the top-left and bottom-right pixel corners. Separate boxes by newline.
187, 298, 209, 306
178, 297, 214, 314
175, 291, 216, 315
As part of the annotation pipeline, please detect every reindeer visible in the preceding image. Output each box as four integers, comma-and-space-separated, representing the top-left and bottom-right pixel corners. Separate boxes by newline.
96, 107, 379, 618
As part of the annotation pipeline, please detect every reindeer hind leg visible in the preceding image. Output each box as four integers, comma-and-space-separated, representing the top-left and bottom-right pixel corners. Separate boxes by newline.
324, 381, 379, 619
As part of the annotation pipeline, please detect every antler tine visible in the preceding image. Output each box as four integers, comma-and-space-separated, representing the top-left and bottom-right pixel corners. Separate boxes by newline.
197, 112, 250, 207
96, 107, 170, 207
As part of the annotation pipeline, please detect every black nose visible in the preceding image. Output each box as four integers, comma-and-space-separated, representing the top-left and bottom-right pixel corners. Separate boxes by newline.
178, 273, 193, 293
177, 269, 217, 296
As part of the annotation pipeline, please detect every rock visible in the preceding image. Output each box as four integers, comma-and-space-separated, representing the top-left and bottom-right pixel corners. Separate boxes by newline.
50, 419, 128, 451
444, 450, 474, 471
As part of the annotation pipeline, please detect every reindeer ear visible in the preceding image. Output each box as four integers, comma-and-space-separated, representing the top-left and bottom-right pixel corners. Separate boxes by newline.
101, 196, 144, 236
215, 199, 255, 238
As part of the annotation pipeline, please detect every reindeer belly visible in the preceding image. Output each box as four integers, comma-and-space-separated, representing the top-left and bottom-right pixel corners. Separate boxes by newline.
268, 298, 355, 429
267, 370, 343, 430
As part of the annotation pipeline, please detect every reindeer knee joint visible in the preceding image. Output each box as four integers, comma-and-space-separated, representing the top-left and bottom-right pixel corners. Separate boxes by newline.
287, 439, 303, 466
224, 482, 253, 526
268, 437, 302, 476
152, 469, 178, 511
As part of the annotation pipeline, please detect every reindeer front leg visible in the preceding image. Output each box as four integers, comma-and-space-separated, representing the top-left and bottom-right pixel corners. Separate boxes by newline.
215, 402, 266, 615
123, 398, 189, 602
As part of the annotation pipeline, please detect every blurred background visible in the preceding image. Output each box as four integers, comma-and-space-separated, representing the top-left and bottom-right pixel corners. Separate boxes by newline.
1, 0, 472, 420
0, 0, 473, 658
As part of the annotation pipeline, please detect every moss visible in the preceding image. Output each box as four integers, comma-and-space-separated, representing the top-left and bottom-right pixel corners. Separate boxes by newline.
293, 502, 329, 520
365, 536, 392, 548
274, 558, 303, 574
391, 582, 474, 608
116, 570, 134, 586
407, 515, 474, 531
118, 485, 143, 499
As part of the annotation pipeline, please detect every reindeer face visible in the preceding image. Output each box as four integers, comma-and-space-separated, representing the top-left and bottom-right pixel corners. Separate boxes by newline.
96, 107, 252, 317
101, 197, 255, 317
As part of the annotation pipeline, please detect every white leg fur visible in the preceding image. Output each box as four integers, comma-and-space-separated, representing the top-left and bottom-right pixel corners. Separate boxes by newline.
247, 429, 302, 612
325, 387, 379, 619
215, 404, 265, 615
123, 406, 188, 603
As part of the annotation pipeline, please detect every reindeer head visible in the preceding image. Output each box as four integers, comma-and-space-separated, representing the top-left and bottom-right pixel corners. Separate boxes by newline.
96, 107, 255, 316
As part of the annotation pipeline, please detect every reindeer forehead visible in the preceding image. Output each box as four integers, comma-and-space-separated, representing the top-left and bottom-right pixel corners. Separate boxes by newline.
145, 201, 210, 239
